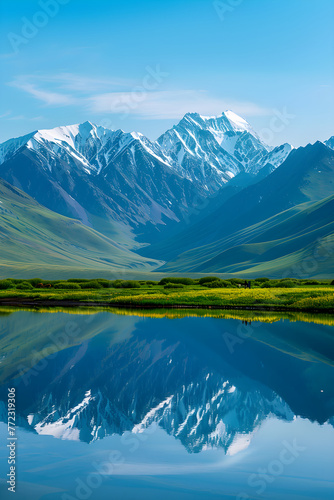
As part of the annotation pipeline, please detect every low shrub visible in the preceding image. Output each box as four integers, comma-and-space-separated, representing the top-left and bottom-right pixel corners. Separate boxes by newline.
96, 279, 113, 288
204, 280, 232, 288
199, 277, 221, 285
227, 278, 248, 285
110, 280, 141, 289
110, 280, 124, 288
120, 280, 141, 289
54, 282, 81, 290
16, 281, 33, 290
277, 280, 298, 288
255, 277, 270, 283
27, 278, 44, 287
67, 279, 91, 283
146, 280, 158, 285
159, 277, 195, 286
79, 280, 103, 289
0, 280, 13, 290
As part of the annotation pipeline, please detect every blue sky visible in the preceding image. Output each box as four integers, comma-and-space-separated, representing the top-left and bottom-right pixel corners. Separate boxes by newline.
0, 0, 333, 146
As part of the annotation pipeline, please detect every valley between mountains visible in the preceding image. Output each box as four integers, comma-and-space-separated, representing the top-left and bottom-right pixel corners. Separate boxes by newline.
0, 110, 333, 279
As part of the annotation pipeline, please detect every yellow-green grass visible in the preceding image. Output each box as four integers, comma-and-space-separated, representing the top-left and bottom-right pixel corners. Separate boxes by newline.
1, 285, 334, 312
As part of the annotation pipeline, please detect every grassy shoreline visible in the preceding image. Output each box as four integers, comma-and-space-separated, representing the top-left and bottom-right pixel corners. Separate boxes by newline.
0, 277, 333, 313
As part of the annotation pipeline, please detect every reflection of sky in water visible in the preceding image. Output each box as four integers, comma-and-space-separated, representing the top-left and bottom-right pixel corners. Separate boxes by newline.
0, 310, 333, 499
0, 419, 333, 500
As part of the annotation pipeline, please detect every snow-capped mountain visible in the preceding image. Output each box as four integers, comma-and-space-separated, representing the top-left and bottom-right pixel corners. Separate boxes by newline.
0, 121, 173, 178
0, 121, 207, 244
157, 111, 293, 191
0, 112, 293, 245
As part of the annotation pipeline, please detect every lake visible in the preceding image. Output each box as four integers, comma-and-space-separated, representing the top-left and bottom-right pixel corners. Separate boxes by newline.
0, 308, 333, 500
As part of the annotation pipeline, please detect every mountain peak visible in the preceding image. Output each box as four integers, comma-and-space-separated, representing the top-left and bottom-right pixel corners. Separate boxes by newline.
79, 120, 96, 131
181, 112, 203, 124
130, 131, 144, 140
180, 110, 254, 136
220, 110, 254, 134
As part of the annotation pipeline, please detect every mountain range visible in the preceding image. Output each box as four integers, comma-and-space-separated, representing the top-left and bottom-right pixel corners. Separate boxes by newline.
0, 111, 333, 278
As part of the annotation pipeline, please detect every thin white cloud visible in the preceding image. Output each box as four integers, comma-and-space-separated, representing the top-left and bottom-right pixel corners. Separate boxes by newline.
0, 111, 12, 118
30, 115, 45, 121
46, 73, 133, 92
10, 73, 133, 95
9, 74, 271, 121
8, 115, 26, 120
9, 80, 75, 106
88, 90, 270, 119
0, 52, 16, 60
6, 114, 45, 121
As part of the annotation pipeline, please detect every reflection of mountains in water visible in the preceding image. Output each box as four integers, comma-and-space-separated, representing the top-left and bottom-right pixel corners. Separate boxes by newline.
1, 314, 334, 454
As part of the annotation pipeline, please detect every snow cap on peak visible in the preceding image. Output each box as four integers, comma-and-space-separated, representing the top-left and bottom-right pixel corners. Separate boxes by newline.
130, 131, 146, 141
180, 110, 253, 134
221, 110, 252, 132
184, 112, 201, 118
182, 112, 205, 123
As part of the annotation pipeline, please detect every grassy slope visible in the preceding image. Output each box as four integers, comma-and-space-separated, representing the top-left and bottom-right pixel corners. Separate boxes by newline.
0, 179, 161, 278
160, 195, 334, 278
145, 143, 334, 263
153, 144, 334, 277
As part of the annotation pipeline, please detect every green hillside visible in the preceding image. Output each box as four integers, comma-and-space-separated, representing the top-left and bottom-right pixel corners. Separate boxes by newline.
0, 179, 160, 279
160, 195, 334, 278
146, 142, 334, 263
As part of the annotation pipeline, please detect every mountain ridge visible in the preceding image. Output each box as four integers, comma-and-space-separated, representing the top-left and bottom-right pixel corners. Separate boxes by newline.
0, 113, 333, 277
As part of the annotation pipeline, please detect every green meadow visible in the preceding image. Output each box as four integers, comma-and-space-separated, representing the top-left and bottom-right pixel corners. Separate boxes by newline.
0, 277, 333, 313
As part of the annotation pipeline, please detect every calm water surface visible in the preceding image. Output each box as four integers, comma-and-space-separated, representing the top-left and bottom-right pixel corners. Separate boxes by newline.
0, 309, 333, 500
